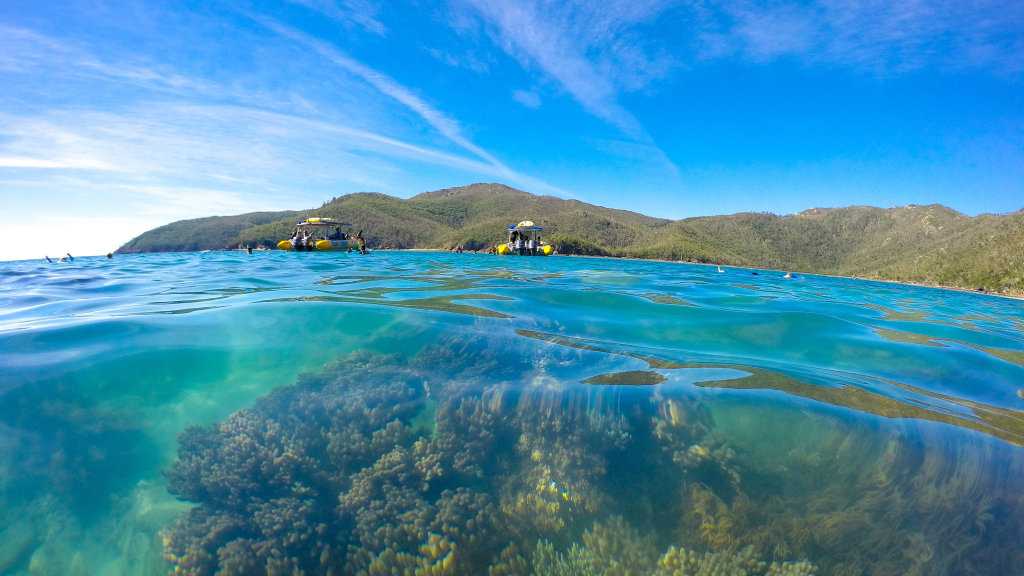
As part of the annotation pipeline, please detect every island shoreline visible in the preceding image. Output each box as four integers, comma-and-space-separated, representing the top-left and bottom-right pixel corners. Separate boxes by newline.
382, 249, 1024, 302
81, 247, 1023, 302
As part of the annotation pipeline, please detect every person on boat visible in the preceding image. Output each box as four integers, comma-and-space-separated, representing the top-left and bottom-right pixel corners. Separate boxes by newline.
527, 235, 536, 256
328, 227, 344, 241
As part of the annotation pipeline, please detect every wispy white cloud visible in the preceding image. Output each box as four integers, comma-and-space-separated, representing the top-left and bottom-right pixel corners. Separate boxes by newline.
0, 97, 571, 217
0, 104, 480, 190
1, 16, 570, 195
0, 24, 223, 96
0, 25, 70, 72
256, 16, 571, 196
259, 18, 508, 168
0, 156, 114, 170
589, 138, 681, 177
456, 0, 673, 139
512, 89, 541, 109
287, 0, 387, 36
122, 184, 255, 217
454, 0, 679, 175
424, 46, 492, 74
694, 0, 1024, 75
457, 0, 1023, 125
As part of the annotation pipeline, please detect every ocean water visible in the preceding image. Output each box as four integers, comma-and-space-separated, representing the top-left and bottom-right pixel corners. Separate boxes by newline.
1, 251, 1022, 575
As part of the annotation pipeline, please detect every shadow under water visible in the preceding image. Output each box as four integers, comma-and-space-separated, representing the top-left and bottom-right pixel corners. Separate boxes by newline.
161, 336, 1024, 576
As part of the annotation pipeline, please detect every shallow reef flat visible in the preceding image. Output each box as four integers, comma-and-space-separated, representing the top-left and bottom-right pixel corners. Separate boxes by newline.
162, 339, 1024, 576
2, 251, 1023, 575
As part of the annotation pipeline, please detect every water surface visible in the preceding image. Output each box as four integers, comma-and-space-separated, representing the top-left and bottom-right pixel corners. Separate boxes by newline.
1, 251, 1022, 575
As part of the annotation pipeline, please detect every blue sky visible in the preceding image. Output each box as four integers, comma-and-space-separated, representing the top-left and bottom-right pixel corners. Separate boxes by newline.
1, 0, 1022, 259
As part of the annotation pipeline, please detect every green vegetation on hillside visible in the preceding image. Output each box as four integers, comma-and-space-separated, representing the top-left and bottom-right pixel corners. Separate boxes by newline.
117, 211, 301, 253
118, 183, 1024, 295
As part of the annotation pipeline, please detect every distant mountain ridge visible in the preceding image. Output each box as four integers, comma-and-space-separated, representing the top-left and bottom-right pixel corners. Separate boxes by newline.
117, 183, 1024, 295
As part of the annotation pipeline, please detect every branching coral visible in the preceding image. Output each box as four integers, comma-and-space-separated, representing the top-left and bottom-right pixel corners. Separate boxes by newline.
651, 399, 740, 492
160, 339, 1021, 576
654, 545, 814, 576
498, 397, 632, 538
163, 355, 431, 575
413, 396, 499, 482
161, 346, 749, 575
363, 533, 457, 576
521, 517, 814, 576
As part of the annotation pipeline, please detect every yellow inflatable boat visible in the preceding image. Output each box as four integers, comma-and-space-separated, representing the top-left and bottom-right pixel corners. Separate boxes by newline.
277, 217, 356, 251
496, 221, 553, 256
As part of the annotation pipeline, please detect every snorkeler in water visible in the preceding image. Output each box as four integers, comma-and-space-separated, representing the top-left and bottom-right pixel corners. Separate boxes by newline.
355, 230, 367, 254
45, 255, 53, 263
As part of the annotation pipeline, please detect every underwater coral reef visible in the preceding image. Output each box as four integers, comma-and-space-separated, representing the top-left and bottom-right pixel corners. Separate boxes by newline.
162, 342, 1024, 575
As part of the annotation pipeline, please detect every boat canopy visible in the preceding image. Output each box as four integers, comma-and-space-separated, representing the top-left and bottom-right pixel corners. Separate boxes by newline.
509, 221, 543, 231
297, 217, 350, 227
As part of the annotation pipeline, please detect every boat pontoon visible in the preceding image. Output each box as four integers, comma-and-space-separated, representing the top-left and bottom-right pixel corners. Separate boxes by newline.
496, 221, 553, 256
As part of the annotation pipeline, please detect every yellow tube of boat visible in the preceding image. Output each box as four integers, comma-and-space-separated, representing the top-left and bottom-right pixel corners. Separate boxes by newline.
315, 239, 332, 251
541, 245, 553, 256
277, 240, 293, 250
496, 244, 510, 255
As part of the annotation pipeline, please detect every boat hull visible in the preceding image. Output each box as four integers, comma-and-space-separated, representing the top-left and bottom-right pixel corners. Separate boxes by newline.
496, 244, 553, 256
277, 239, 352, 251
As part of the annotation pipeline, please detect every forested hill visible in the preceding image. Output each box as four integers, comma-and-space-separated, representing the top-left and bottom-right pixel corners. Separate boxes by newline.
118, 183, 1024, 295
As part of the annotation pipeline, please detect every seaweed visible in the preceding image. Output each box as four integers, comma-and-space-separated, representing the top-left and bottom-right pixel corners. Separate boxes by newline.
161, 341, 1022, 575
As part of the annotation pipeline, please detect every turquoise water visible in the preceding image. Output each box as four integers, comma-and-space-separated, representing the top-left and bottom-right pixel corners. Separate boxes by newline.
1, 251, 1022, 575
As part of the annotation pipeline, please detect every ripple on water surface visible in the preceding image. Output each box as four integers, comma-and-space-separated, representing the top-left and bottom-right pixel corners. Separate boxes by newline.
0, 251, 1022, 575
